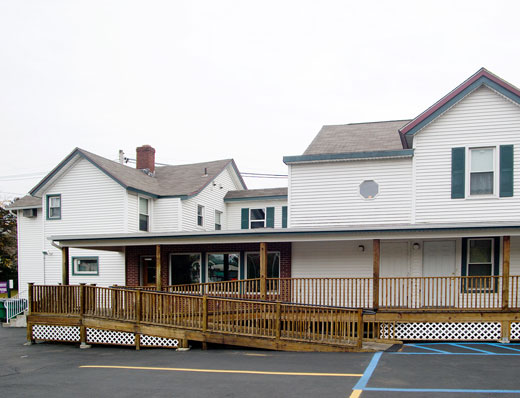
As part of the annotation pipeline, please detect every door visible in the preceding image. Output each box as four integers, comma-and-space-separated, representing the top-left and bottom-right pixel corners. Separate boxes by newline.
423, 240, 456, 307
380, 242, 410, 307
140, 256, 156, 287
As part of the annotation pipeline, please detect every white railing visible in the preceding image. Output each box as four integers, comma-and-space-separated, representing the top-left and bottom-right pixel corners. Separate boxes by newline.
4, 291, 28, 323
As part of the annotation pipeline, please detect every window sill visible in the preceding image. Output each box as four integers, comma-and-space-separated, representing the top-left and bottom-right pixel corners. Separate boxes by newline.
464, 195, 499, 200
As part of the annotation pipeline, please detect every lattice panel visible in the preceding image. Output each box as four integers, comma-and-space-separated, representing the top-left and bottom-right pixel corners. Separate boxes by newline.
380, 322, 501, 341
32, 325, 80, 342
510, 323, 520, 340
86, 328, 135, 346
141, 335, 179, 348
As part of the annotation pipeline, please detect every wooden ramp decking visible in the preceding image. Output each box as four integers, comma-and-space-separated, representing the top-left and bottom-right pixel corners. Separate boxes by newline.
27, 284, 375, 352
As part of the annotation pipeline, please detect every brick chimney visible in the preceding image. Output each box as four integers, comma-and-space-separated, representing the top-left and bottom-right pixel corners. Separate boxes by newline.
136, 145, 156, 173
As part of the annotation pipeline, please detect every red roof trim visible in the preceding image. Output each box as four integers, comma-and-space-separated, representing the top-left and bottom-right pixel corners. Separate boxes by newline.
399, 68, 520, 135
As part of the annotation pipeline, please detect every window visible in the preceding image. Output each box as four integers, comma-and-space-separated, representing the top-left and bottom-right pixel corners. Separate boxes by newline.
360, 180, 379, 199
197, 205, 204, 227
139, 197, 149, 231
72, 257, 99, 276
215, 210, 222, 230
170, 253, 201, 285
250, 208, 265, 229
246, 252, 280, 279
207, 253, 239, 282
469, 148, 495, 195
47, 194, 61, 219
467, 239, 493, 277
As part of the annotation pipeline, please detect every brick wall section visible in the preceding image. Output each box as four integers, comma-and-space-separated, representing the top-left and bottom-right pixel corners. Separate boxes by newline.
125, 242, 292, 286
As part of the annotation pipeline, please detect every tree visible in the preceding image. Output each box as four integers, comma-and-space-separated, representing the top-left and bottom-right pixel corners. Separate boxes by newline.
0, 202, 17, 283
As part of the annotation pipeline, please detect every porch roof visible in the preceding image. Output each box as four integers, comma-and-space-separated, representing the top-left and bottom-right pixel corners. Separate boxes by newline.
50, 221, 520, 250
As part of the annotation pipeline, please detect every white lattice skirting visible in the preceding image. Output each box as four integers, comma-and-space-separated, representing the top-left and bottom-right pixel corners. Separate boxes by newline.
380, 322, 501, 340
86, 328, 135, 346
32, 325, 80, 342
141, 335, 179, 348
510, 323, 520, 340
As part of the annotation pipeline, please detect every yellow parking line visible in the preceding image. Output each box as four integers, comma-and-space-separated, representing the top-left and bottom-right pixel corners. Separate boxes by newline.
349, 389, 362, 398
80, 365, 362, 377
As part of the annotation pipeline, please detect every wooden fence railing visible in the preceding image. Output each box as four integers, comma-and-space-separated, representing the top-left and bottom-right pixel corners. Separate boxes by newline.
379, 276, 503, 310
29, 284, 362, 348
111, 275, 520, 311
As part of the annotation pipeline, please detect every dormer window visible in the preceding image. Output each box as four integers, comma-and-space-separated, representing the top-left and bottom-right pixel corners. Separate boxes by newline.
139, 197, 149, 231
469, 147, 495, 196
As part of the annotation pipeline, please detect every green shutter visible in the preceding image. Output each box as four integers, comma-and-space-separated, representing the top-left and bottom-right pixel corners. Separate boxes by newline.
451, 147, 465, 199
500, 145, 514, 197
266, 207, 275, 228
241, 208, 249, 229
282, 206, 288, 228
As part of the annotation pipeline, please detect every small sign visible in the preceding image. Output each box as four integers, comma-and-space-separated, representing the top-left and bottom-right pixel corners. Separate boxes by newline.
0, 281, 7, 294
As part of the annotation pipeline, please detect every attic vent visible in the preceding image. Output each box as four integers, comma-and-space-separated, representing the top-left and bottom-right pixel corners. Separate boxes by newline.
23, 208, 37, 218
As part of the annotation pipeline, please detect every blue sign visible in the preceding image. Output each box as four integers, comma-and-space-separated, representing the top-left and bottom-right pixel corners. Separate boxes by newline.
0, 281, 7, 294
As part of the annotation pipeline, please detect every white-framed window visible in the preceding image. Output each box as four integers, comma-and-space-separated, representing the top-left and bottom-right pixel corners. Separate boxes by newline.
139, 197, 149, 231
207, 253, 239, 282
245, 252, 280, 279
215, 210, 222, 230
197, 205, 204, 227
47, 194, 61, 220
250, 208, 266, 229
466, 238, 494, 277
359, 180, 379, 199
469, 147, 495, 196
72, 257, 99, 276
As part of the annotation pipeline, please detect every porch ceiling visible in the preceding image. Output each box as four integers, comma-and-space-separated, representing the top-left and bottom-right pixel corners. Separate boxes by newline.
50, 221, 520, 250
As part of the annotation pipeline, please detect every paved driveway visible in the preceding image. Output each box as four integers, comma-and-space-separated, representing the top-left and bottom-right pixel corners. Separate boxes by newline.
2, 327, 520, 397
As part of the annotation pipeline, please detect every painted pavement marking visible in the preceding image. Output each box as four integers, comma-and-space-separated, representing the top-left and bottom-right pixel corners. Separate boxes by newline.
349, 352, 382, 398
80, 365, 362, 377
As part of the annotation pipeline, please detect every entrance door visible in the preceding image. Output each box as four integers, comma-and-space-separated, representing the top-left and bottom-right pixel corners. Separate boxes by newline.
380, 242, 409, 277
380, 242, 410, 308
140, 256, 156, 287
423, 240, 456, 307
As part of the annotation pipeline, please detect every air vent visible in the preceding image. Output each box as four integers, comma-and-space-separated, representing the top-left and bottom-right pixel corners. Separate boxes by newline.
22, 208, 37, 218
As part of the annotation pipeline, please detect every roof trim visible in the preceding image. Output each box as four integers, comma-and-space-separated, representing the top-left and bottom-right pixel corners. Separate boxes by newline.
50, 221, 520, 245
283, 149, 414, 164
400, 68, 520, 136
224, 195, 288, 203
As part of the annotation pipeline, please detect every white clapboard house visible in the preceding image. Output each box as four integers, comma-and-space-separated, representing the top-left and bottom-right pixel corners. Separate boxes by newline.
10, 68, 520, 342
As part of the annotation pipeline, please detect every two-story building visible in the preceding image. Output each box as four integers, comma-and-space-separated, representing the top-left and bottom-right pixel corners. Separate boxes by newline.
11, 68, 520, 343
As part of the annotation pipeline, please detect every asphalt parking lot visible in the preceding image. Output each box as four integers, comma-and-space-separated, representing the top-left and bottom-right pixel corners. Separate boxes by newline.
2, 326, 520, 398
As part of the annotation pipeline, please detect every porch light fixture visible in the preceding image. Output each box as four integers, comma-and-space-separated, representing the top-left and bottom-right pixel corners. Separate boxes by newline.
413, 243, 421, 250
358, 245, 365, 252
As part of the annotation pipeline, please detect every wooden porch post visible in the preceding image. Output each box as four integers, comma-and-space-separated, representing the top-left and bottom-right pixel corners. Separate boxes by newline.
260, 242, 267, 300
62, 247, 69, 285
373, 239, 380, 310
502, 236, 510, 310
156, 245, 162, 291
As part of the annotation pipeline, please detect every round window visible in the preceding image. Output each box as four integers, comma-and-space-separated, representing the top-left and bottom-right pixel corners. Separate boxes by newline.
360, 180, 379, 199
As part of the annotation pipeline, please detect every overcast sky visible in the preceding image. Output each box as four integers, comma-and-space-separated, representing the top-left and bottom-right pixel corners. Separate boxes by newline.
1, 0, 520, 200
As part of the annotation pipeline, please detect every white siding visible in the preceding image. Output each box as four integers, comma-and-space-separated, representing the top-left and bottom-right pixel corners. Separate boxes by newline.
182, 165, 242, 231
415, 85, 520, 223
41, 157, 127, 286
510, 236, 520, 275
226, 199, 287, 230
292, 241, 373, 278
127, 193, 138, 232
289, 158, 412, 227
17, 209, 43, 296
153, 197, 181, 232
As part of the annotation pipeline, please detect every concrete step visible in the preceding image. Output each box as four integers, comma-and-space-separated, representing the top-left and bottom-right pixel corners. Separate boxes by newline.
2, 314, 27, 328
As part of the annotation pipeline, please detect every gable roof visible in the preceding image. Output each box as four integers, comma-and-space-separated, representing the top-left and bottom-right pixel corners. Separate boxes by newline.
303, 120, 409, 155
30, 148, 246, 199
6, 195, 42, 210
224, 187, 288, 202
400, 68, 520, 136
